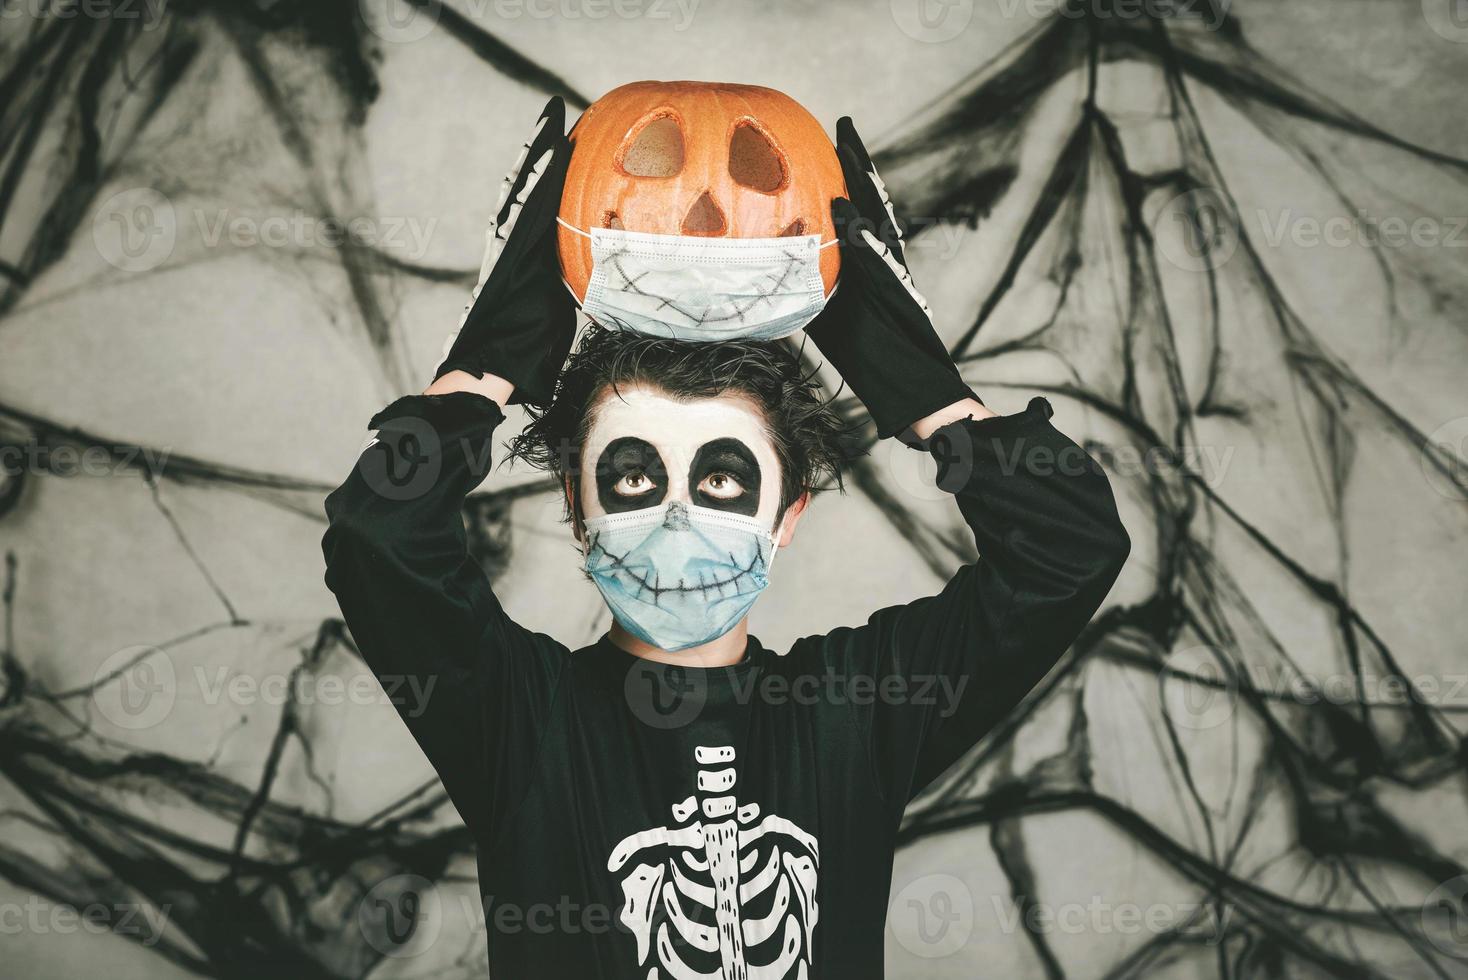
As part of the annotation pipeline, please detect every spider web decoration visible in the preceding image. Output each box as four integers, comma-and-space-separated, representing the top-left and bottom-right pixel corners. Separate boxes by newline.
2, 1, 1467, 978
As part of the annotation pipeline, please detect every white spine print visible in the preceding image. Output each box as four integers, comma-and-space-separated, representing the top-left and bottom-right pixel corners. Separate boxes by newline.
607, 746, 819, 978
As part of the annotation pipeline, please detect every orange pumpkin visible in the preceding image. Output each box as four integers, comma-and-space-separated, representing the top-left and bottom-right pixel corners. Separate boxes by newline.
558, 80, 845, 302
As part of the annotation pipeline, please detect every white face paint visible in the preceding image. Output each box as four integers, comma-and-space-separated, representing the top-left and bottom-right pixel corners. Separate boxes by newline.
578, 384, 783, 528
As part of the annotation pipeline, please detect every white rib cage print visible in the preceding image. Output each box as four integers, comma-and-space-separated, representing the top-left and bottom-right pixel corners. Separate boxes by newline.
607, 746, 819, 979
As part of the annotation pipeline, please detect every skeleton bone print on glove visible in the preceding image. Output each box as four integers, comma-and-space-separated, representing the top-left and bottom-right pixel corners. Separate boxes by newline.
607, 746, 819, 978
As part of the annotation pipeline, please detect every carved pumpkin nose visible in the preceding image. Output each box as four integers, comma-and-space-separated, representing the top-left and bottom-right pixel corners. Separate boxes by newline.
681, 191, 727, 236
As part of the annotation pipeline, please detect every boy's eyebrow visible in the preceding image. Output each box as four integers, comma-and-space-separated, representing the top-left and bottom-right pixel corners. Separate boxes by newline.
691, 438, 760, 478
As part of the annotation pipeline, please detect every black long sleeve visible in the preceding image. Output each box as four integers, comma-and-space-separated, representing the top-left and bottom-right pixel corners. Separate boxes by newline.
319, 393, 1128, 979
803, 396, 1130, 819
321, 392, 566, 840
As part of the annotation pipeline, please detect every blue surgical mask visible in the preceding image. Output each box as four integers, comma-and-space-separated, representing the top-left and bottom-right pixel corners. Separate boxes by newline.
581, 500, 783, 653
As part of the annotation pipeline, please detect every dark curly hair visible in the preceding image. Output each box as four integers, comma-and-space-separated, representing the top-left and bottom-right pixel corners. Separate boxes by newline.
506, 325, 854, 521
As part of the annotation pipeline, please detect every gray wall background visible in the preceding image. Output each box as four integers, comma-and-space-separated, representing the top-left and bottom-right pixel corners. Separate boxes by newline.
2, 0, 1468, 977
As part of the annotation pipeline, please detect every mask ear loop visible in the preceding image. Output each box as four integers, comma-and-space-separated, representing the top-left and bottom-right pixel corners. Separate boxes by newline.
765, 513, 787, 577
556, 218, 593, 307
557, 216, 592, 239
816, 236, 841, 300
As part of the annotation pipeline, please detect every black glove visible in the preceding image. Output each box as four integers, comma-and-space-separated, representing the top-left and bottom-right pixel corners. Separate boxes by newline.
804, 117, 979, 441
436, 97, 576, 407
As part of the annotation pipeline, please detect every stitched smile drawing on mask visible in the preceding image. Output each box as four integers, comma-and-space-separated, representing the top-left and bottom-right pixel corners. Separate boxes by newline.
585, 506, 770, 601
558, 221, 837, 342
582, 502, 780, 652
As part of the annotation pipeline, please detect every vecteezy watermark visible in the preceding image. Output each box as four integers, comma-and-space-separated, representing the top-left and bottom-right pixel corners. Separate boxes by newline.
1422, 875, 1468, 959
1254, 209, 1468, 252
92, 187, 177, 273
1156, 647, 1468, 733
1160, 645, 1238, 733
621, 662, 972, 732
1422, 416, 1468, 501
995, 0, 1229, 30
1422, 0, 1468, 43
353, 412, 498, 502
92, 188, 439, 272
357, 881, 662, 954
836, 212, 972, 263
193, 208, 438, 259
889, 873, 975, 958
89, 644, 442, 730
731, 670, 970, 716
358, 0, 701, 43
1, 0, 168, 29
0, 441, 171, 480
0, 897, 172, 947
1153, 186, 1241, 273
480, 895, 625, 934
359, 874, 444, 958
192, 666, 438, 717
890, 0, 975, 43
91, 645, 178, 731
624, 660, 709, 730
989, 894, 1233, 943
1154, 190, 1468, 273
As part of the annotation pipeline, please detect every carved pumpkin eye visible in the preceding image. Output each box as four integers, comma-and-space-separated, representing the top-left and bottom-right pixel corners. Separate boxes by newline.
728, 122, 787, 192
619, 115, 684, 177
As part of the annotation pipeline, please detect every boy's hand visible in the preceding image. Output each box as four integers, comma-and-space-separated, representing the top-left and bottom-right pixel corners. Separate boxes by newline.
434, 97, 576, 407
804, 117, 989, 442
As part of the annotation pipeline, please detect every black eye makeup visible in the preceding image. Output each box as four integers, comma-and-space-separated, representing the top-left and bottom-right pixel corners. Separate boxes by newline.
595, 437, 667, 513
690, 438, 761, 516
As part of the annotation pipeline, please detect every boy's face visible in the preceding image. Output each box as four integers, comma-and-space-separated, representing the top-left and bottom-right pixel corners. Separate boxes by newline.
576, 383, 785, 529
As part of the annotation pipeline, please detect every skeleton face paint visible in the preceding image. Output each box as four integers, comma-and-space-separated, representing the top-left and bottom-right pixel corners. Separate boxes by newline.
578, 385, 786, 652
579, 386, 783, 526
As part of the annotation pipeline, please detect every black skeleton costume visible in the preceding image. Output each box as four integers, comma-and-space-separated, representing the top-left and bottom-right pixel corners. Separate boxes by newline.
322, 100, 1130, 978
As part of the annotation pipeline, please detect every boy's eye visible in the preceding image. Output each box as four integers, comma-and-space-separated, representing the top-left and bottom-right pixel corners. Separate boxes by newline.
613, 470, 658, 496
698, 472, 744, 499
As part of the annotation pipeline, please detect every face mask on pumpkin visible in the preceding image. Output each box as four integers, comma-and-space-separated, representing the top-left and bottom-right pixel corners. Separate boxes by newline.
557, 81, 848, 342
557, 219, 838, 342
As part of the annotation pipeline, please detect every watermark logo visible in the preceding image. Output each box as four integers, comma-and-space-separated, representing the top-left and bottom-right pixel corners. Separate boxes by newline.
990, 894, 1233, 942
1254, 209, 1467, 251
1422, 876, 1468, 959
93, 187, 176, 273
991, 0, 1230, 30
891, 0, 974, 42
359, 874, 444, 957
360, 0, 440, 43
1, 0, 169, 30
1161, 645, 1237, 732
358, 416, 443, 502
889, 873, 975, 958
1422, 416, 1468, 501
623, 660, 707, 729
0, 897, 172, 946
1154, 187, 1240, 273
91, 645, 176, 730
94, 189, 440, 270
1422, 0, 1468, 43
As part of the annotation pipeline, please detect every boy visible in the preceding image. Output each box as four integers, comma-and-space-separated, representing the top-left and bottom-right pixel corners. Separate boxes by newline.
323, 99, 1129, 978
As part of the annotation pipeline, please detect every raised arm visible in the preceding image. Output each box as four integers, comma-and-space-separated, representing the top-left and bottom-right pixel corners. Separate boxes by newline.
802, 119, 1129, 817
321, 98, 577, 839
